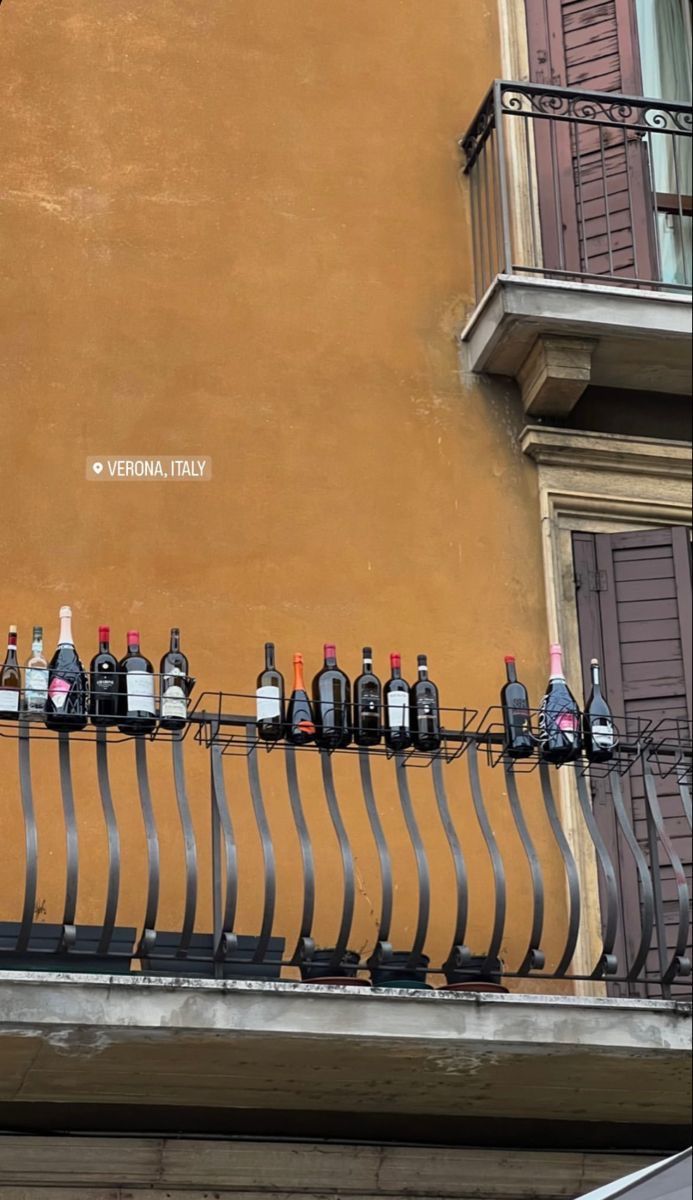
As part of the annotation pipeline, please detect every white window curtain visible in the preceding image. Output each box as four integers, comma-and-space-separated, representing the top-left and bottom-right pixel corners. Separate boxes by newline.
636, 0, 692, 285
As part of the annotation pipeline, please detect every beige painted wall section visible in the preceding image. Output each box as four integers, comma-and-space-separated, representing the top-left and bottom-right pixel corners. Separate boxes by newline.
0, 2, 570, 985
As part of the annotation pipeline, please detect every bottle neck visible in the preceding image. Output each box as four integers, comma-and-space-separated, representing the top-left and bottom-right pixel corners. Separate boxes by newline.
127, 634, 141, 656
548, 644, 566, 681
6, 631, 17, 662
505, 658, 517, 684
99, 640, 110, 654
324, 644, 337, 669
390, 654, 402, 681
418, 665, 428, 681
591, 662, 602, 693
58, 613, 74, 647
170, 629, 181, 654
362, 656, 373, 673
293, 657, 306, 691
265, 643, 275, 670
31, 640, 44, 657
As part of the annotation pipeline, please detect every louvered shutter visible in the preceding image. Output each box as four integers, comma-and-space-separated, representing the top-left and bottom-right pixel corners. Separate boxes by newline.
573, 527, 692, 997
525, 0, 656, 282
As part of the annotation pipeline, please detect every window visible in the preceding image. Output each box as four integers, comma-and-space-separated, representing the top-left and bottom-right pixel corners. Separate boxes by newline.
635, 0, 693, 285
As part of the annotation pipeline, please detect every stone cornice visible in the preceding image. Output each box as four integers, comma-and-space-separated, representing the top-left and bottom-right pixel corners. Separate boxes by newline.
520, 425, 693, 480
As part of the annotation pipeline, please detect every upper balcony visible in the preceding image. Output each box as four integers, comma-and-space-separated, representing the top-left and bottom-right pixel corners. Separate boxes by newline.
459, 81, 692, 416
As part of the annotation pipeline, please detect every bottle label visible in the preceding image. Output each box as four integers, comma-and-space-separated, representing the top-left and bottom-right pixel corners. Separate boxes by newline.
126, 672, 156, 715
387, 691, 409, 730
162, 683, 187, 721
591, 719, 616, 750
25, 668, 49, 710
0, 688, 19, 713
48, 677, 71, 710
556, 712, 579, 743
256, 684, 281, 722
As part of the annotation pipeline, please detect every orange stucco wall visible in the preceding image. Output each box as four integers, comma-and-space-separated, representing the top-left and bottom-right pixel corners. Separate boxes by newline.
0, 1, 572, 987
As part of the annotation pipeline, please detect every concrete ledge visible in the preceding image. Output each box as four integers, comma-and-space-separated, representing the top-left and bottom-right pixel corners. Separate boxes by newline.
0, 972, 690, 1127
460, 275, 693, 405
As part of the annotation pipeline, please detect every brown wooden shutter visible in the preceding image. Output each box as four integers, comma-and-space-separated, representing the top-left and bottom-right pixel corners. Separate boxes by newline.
573, 527, 692, 996
525, 0, 656, 282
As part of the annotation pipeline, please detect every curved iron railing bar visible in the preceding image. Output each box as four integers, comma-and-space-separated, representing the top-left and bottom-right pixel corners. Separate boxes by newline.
677, 771, 692, 829
539, 762, 581, 977
643, 757, 691, 983
504, 763, 545, 973
134, 736, 160, 954
95, 728, 121, 957
320, 750, 355, 971
609, 771, 655, 982
467, 742, 505, 969
394, 752, 431, 967
172, 737, 198, 958
284, 744, 316, 963
58, 732, 79, 949
210, 744, 238, 954
359, 749, 394, 947
246, 724, 277, 965
15, 719, 38, 954
431, 753, 469, 963
573, 766, 619, 978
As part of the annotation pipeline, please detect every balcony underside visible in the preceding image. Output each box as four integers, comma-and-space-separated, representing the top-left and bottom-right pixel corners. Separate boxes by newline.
461, 276, 692, 416
0, 972, 690, 1145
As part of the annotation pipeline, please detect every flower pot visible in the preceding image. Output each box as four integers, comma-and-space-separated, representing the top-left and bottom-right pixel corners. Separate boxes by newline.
443, 954, 503, 988
369, 951, 430, 988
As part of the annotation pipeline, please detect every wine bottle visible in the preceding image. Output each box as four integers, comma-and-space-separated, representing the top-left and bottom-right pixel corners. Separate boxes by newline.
286, 653, 315, 745
23, 626, 49, 719
0, 626, 21, 721
410, 654, 441, 752
256, 642, 285, 742
538, 642, 581, 765
89, 626, 119, 726
117, 630, 156, 735
45, 607, 88, 731
583, 658, 617, 763
353, 646, 381, 747
500, 655, 534, 758
384, 652, 411, 751
160, 627, 190, 731
312, 643, 351, 749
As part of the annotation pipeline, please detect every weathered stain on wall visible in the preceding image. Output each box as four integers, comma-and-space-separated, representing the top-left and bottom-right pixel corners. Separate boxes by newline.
0, 1, 570, 984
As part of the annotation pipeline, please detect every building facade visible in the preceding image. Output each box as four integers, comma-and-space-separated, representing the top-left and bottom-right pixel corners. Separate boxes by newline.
0, 2, 690, 1197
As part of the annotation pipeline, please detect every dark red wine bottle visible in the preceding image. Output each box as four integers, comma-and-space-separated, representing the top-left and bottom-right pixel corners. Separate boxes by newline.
410, 654, 441, 752
538, 643, 581, 765
353, 646, 381, 747
583, 657, 617, 763
384, 652, 411, 751
89, 625, 119, 726
256, 642, 285, 743
312, 643, 351, 750
160, 627, 190, 731
501, 655, 533, 758
286, 653, 315, 745
117, 630, 156, 735
45, 607, 88, 732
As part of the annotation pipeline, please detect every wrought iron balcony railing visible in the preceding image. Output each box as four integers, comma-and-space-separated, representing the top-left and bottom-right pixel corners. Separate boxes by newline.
0, 697, 690, 999
461, 81, 693, 302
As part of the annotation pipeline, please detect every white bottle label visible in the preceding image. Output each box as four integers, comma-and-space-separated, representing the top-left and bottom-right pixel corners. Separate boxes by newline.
387, 690, 409, 730
25, 668, 49, 711
592, 719, 616, 750
256, 684, 281, 722
0, 689, 19, 713
126, 671, 156, 715
162, 682, 187, 721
